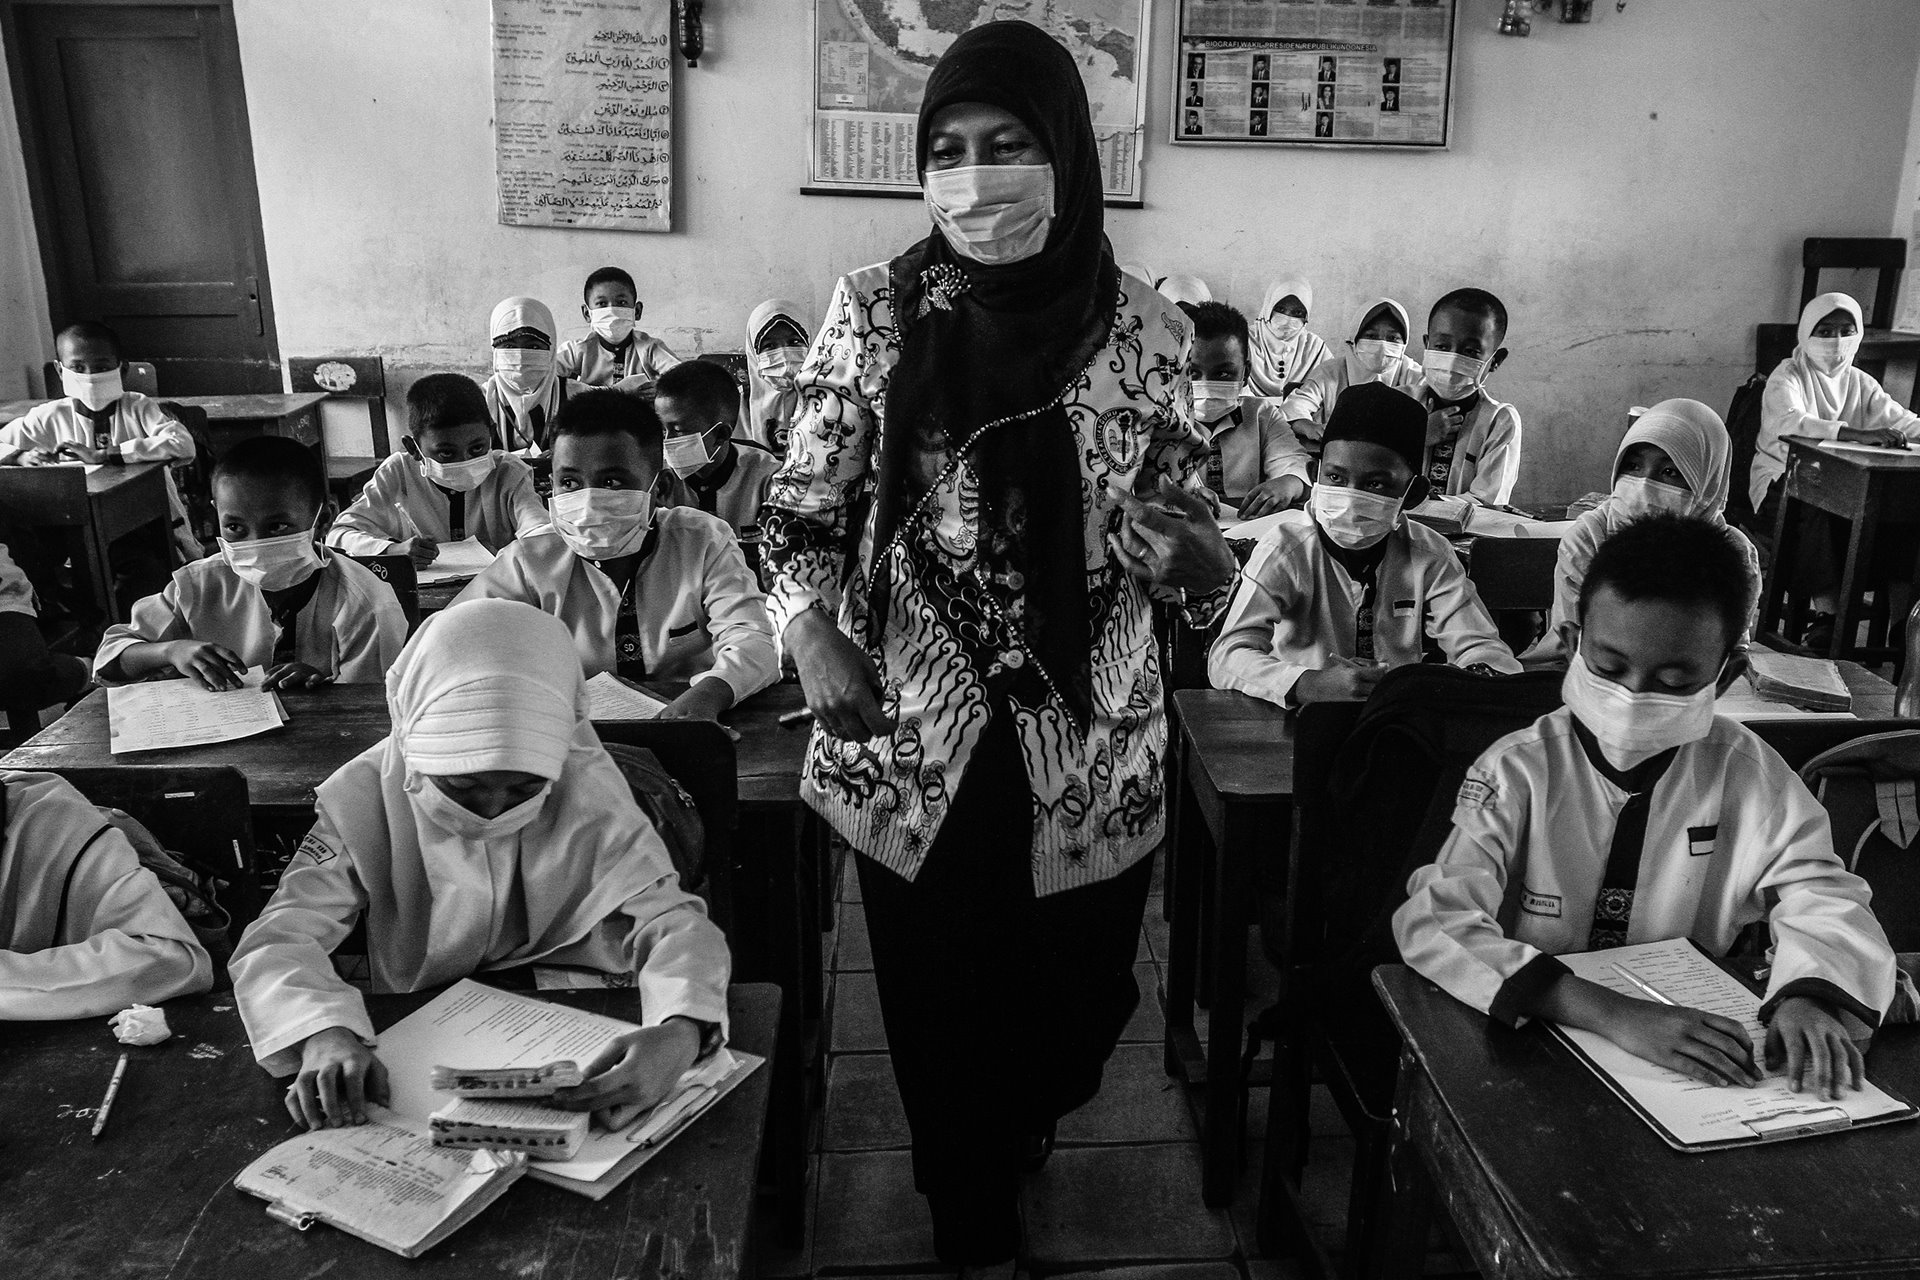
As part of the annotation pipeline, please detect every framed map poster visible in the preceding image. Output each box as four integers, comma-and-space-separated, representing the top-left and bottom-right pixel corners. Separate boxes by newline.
1172, 0, 1456, 149
805, 0, 1151, 205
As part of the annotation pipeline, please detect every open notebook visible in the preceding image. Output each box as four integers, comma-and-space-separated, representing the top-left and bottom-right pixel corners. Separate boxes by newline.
1550, 938, 1915, 1150
414, 536, 497, 585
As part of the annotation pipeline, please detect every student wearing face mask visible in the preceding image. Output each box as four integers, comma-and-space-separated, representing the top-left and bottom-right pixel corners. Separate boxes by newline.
230, 600, 730, 1130
1185, 301, 1310, 518
655, 360, 781, 546
454, 389, 778, 723
328, 374, 548, 567
1417, 287, 1522, 506
1209, 382, 1517, 708
1394, 515, 1895, 1101
94, 437, 407, 691
481, 296, 582, 458
1246, 276, 1329, 400
740, 299, 813, 453
1524, 398, 1761, 666
553, 266, 684, 393
1281, 297, 1424, 444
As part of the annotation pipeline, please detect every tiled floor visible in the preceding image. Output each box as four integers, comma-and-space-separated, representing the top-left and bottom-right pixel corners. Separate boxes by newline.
755, 851, 1411, 1280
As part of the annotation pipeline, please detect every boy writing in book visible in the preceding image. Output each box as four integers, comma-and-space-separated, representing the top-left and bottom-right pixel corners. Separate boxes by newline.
1184, 300, 1310, 519
1393, 513, 1895, 1100
454, 389, 779, 720
230, 601, 729, 1127
555, 267, 683, 392
654, 359, 781, 538
328, 373, 547, 566
94, 436, 407, 691
1208, 382, 1518, 707
1417, 287, 1522, 506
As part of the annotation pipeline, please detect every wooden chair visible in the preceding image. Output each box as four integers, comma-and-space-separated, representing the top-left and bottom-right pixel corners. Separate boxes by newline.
589, 719, 737, 933
345, 552, 420, 633
1467, 535, 1560, 654
1802, 237, 1907, 331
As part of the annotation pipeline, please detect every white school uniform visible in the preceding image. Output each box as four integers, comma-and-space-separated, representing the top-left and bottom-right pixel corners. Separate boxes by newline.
739, 299, 810, 453
0, 770, 213, 1020
1246, 277, 1330, 399
555, 331, 683, 388
452, 515, 780, 699
1208, 509, 1519, 707
1418, 386, 1522, 506
1392, 709, 1897, 1028
93, 548, 408, 685
0, 392, 200, 558
681, 441, 782, 538
1202, 395, 1312, 509
326, 451, 548, 556
1281, 348, 1425, 441
229, 600, 730, 1073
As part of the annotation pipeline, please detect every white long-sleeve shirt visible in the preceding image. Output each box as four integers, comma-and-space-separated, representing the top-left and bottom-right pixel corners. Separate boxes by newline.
1203, 395, 1312, 508
327, 451, 548, 556
0, 770, 213, 1020
1751, 358, 1920, 510
453, 517, 780, 700
1208, 510, 1519, 706
1418, 386, 1522, 506
0, 392, 194, 465
1280, 349, 1425, 440
555, 332, 682, 388
1392, 709, 1896, 1028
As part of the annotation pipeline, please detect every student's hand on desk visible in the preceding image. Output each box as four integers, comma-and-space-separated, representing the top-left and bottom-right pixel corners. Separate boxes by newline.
1600, 993, 1761, 1088
1292, 661, 1387, 704
1766, 995, 1865, 1101
402, 534, 439, 567
659, 678, 734, 724
168, 640, 248, 691
551, 1017, 701, 1123
264, 660, 333, 691
290, 1026, 389, 1129
1238, 476, 1307, 520
1837, 426, 1909, 449
16, 448, 60, 466
55, 443, 105, 464
787, 608, 897, 742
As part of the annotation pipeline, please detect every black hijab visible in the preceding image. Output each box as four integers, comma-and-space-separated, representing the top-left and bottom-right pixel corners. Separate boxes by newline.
869, 21, 1117, 730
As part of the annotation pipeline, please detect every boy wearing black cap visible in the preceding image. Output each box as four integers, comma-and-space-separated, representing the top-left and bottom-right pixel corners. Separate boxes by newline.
1208, 382, 1518, 705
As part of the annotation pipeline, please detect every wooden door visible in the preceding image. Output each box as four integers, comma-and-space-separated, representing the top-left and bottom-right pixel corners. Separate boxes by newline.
3, 1, 279, 392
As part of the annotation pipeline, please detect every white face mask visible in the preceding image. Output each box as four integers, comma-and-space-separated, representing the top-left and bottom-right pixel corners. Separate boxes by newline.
1803, 332, 1862, 376
408, 774, 553, 841
549, 485, 653, 560
589, 305, 637, 345
663, 427, 722, 478
1562, 645, 1722, 770
493, 347, 553, 395
221, 526, 324, 592
1310, 482, 1404, 550
62, 366, 124, 412
755, 346, 806, 388
1267, 314, 1305, 342
1351, 338, 1405, 377
923, 163, 1055, 266
1190, 379, 1241, 426
420, 451, 498, 492
1611, 473, 1692, 520
1422, 349, 1490, 402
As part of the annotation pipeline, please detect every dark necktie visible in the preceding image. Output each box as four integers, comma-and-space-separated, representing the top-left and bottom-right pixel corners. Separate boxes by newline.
79, 404, 115, 452
1572, 720, 1680, 950
261, 572, 322, 667
433, 485, 467, 541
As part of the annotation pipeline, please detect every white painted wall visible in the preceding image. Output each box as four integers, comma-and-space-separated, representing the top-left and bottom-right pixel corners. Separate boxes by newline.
0, 40, 51, 398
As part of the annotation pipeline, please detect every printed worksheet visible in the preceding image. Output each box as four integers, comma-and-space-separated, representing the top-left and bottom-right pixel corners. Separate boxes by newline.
584, 671, 668, 720
107, 668, 288, 753
415, 537, 497, 585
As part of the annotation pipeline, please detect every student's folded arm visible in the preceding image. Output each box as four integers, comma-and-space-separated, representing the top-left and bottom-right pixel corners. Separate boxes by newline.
93, 574, 193, 684
1748, 778, 1897, 1029
0, 420, 32, 463
647, 340, 684, 377
1470, 405, 1521, 507
1205, 539, 1309, 707
1856, 379, 1920, 441
120, 405, 196, 462
1427, 540, 1522, 673
333, 573, 409, 684
620, 872, 732, 1046
699, 531, 781, 703
229, 817, 376, 1075
1280, 360, 1335, 436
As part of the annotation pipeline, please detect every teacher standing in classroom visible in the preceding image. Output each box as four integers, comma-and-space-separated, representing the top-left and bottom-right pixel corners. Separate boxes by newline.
762, 20, 1238, 1267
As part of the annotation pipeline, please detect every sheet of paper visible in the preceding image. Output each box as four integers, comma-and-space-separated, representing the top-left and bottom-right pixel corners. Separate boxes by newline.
48, 460, 106, 474
1462, 506, 1574, 539
415, 536, 497, 585
584, 671, 668, 720
1553, 939, 1909, 1147
108, 668, 288, 753
1220, 511, 1286, 542
1817, 440, 1917, 458
1715, 684, 1858, 722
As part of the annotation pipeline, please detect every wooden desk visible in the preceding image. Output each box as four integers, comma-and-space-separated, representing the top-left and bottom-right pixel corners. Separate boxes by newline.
1370, 965, 1920, 1280
0, 983, 777, 1279
1165, 686, 1295, 1207
1761, 437, 1920, 661
0, 461, 173, 621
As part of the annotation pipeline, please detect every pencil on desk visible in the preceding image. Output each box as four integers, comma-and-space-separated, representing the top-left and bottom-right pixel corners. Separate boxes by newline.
1610, 963, 1677, 1006
778, 708, 815, 727
91, 1051, 130, 1141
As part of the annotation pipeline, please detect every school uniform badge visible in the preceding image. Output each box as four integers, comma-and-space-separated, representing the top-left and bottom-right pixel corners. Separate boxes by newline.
294, 833, 337, 866
1456, 771, 1498, 809
1095, 408, 1144, 470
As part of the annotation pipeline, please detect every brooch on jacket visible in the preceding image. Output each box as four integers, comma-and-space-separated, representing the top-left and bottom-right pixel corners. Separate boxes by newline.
917, 264, 969, 318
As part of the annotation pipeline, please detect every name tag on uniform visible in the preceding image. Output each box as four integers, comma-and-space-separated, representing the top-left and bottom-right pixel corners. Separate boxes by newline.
1392, 598, 1416, 617
1521, 888, 1562, 918
1688, 824, 1718, 857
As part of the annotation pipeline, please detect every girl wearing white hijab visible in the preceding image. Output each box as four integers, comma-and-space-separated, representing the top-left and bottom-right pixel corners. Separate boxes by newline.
1281, 297, 1424, 441
739, 298, 812, 453
1247, 276, 1329, 399
481, 296, 582, 457
1525, 398, 1762, 665
231, 598, 729, 1130
1750, 292, 1920, 511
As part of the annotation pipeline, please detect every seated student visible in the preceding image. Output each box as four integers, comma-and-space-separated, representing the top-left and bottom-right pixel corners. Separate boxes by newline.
1, 770, 213, 1020
328, 373, 547, 566
740, 298, 812, 453
454, 389, 779, 719
0, 320, 200, 581
94, 437, 407, 691
1418, 287, 1522, 506
482, 296, 582, 457
1185, 300, 1311, 518
655, 359, 782, 538
0, 532, 89, 714
1282, 297, 1425, 444
229, 600, 729, 1126
1525, 399, 1761, 665
554, 267, 684, 393
1245, 276, 1330, 399
1208, 382, 1519, 707
1394, 514, 1895, 1098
